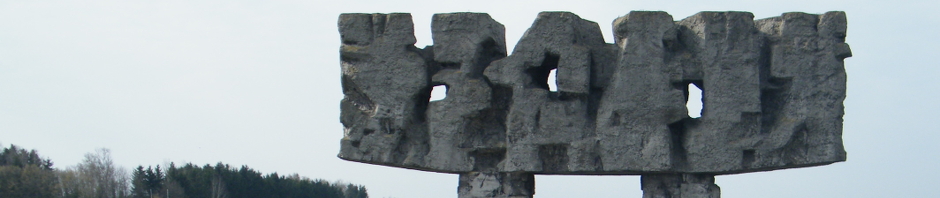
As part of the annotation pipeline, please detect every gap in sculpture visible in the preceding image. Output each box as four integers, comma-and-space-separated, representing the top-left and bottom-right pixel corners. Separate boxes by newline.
337, 10, 851, 198
686, 84, 703, 118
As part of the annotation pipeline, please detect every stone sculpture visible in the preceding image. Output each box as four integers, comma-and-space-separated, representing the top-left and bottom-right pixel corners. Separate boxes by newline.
337, 10, 851, 198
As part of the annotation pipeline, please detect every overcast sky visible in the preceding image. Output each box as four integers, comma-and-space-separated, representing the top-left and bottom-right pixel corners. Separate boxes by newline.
1, 0, 937, 197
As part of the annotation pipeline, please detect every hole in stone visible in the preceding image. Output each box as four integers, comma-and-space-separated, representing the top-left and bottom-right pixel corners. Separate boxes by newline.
548, 68, 558, 92
687, 84, 703, 118
524, 52, 560, 90
363, 129, 374, 136
430, 85, 448, 101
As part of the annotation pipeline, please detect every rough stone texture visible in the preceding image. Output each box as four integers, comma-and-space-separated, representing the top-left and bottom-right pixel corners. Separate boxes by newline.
338, 13, 431, 167
337, 11, 850, 197
459, 172, 534, 198
642, 174, 720, 198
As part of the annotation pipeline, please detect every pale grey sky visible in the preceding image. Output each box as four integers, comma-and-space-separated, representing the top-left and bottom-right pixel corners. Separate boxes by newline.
1, 0, 937, 197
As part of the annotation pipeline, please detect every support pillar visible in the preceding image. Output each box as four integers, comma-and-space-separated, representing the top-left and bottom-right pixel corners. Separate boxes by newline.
458, 172, 534, 198
641, 174, 720, 198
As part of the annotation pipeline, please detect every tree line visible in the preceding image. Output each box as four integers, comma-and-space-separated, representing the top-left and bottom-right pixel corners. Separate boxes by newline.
0, 144, 368, 198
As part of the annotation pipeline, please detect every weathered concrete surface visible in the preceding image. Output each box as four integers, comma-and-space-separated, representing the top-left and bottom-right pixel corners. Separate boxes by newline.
338, 10, 849, 175
642, 174, 720, 198
337, 11, 850, 197
459, 172, 534, 198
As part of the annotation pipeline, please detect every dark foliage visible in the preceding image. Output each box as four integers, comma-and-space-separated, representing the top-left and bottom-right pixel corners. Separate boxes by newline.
0, 144, 54, 170
159, 162, 368, 198
0, 145, 57, 198
0, 144, 368, 198
132, 165, 167, 198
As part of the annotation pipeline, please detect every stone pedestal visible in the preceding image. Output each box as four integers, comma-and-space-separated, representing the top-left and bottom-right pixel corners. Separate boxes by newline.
641, 174, 720, 198
458, 172, 534, 198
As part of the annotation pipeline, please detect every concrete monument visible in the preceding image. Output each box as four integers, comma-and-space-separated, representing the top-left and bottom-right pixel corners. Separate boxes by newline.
337, 11, 851, 197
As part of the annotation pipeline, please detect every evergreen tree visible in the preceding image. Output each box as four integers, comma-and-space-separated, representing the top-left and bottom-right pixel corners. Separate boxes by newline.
0, 144, 53, 170
164, 162, 365, 198
343, 184, 369, 198
0, 144, 57, 198
131, 166, 149, 198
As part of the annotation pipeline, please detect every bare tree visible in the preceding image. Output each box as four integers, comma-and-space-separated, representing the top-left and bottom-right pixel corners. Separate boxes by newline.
59, 148, 130, 198
210, 175, 227, 198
